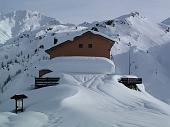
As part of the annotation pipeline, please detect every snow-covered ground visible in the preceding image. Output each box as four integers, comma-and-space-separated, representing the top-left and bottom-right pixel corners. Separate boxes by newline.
1, 74, 170, 127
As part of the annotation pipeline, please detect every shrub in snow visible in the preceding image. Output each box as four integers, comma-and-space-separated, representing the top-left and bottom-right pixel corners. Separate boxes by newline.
105, 20, 114, 26
16, 54, 20, 57
6, 64, 9, 70
34, 49, 38, 54
1, 62, 5, 69
96, 23, 99, 26
51, 33, 56, 36
19, 36, 23, 38
3, 75, 11, 87
91, 27, 99, 32
47, 27, 53, 31
27, 54, 30, 59
23, 33, 29, 38
38, 36, 42, 40
20, 51, 23, 56
15, 59, 19, 63
4, 55, 8, 59
7, 60, 13, 65
39, 45, 44, 49
15, 69, 21, 76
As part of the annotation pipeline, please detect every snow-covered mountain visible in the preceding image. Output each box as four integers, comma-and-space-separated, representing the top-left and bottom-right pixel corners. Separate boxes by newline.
1, 10, 170, 127
0, 10, 60, 44
79, 12, 170, 103
162, 17, 170, 26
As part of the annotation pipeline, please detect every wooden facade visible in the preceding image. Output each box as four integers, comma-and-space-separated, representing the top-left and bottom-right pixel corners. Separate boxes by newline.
45, 31, 115, 59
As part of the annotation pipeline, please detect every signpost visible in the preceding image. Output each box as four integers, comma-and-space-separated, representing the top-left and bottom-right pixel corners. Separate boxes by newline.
11, 94, 28, 113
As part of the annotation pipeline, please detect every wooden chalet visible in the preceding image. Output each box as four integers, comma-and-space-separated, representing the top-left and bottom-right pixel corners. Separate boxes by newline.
45, 30, 115, 59
35, 30, 116, 88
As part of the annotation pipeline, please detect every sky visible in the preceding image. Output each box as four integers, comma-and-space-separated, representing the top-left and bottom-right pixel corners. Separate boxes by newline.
0, 0, 170, 24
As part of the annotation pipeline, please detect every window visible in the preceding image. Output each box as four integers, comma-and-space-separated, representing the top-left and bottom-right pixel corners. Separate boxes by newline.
88, 44, 93, 48
79, 44, 83, 48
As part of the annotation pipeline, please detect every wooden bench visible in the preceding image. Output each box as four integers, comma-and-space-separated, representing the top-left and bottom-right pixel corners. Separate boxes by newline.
119, 78, 142, 84
35, 77, 60, 89
118, 78, 142, 90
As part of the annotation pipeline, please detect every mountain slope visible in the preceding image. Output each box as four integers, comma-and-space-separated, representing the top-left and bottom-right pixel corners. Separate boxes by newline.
162, 17, 170, 26
0, 10, 60, 44
79, 12, 170, 103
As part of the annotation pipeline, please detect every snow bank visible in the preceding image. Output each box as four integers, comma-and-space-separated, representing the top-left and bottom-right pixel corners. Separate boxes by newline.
39, 57, 115, 74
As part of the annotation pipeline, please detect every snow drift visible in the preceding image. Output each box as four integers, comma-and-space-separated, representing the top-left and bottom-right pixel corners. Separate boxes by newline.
1, 74, 170, 127
38, 57, 115, 74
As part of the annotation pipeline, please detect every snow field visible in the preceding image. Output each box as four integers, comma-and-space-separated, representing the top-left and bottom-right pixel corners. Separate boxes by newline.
1, 74, 170, 127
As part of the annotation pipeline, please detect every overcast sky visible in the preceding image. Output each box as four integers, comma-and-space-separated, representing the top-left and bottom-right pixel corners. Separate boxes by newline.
0, 0, 170, 24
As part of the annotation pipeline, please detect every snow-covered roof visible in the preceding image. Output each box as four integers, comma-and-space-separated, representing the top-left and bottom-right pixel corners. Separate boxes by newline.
46, 30, 116, 52
37, 56, 115, 74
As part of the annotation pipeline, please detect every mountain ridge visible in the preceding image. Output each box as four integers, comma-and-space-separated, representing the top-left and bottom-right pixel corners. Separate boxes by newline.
0, 10, 61, 44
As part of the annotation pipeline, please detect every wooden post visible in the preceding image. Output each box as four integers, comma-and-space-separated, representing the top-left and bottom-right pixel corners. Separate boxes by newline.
128, 42, 131, 75
15, 99, 17, 113
22, 99, 23, 112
